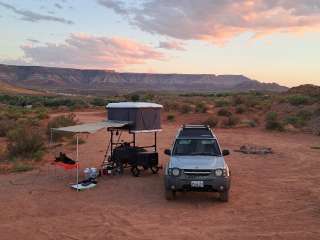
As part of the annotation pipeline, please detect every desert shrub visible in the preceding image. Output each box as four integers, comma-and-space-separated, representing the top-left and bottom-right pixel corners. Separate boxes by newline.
284, 116, 303, 127
0, 118, 16, 137
232, 95, 244, 106
287, 95, 311, 106
202, 117, 218, 127
47, 114, 77, 141
235, 105, 246, 114
1, 107, 26, 120
130, 94, 140, 102
167, 114, 175, 122
240, 119, 257, 128
11, 162, 34, 173
284, 110, 312, 128
91, 98, 107, 106
297, 110, 313, 121
221, 115, 239, 128
216, 92, 231, 97
217, 108, 232, 117
265, 112, 283, 131
143, 93, 154, 101
35, 107, 49, 120
7, 125, 45, 160
215, 99, 230, 107
179, 104, 192, 114
163, 101, 179, 112
195, 102, 208, 113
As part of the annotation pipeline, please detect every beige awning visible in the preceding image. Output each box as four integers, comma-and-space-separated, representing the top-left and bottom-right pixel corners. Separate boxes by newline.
52, 120, 130, 134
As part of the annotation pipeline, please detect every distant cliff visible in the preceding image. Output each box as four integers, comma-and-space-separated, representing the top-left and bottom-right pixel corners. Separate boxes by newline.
0, 64, 288, 93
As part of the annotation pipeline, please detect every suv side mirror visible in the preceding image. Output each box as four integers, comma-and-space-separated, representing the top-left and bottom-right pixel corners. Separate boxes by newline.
164, 149, 171, 156
222, 149, 230, 156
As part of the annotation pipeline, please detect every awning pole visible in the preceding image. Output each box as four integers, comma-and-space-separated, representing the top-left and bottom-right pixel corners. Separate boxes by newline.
76, 134, 79, 192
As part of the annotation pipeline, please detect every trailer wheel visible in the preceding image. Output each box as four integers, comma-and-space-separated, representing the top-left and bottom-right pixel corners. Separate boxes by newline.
131, 166, 140, 177
114, 161, 124, 175
150, 166, 159, 174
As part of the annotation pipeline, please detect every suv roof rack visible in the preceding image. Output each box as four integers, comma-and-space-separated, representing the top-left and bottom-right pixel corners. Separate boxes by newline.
182, 124, 210, 129
179, 125, 214, 139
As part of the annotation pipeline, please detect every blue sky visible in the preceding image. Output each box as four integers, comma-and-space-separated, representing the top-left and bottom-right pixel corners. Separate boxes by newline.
1, 0, 320, 87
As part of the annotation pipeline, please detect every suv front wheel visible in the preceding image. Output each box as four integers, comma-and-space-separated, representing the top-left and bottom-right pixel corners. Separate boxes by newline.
220, 190, 229, 202
165, 189, 176, 200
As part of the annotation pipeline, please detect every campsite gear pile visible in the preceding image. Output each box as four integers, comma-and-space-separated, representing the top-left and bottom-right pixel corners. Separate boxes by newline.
84, 167, 98, 180
51, 102, 163, 190
71, 167, 98, 191
235, 145, 273, 155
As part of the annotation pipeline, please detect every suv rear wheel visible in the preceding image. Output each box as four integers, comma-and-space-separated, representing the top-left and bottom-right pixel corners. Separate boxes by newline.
220, 190, 229, 202
165, 189, 176, 200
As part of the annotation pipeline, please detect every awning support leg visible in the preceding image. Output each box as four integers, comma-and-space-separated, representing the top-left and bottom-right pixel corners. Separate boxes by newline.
76, 134, 79, 192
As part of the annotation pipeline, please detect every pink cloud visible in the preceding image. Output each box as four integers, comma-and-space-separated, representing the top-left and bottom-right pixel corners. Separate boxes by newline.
100, 0, 320, 44
14, 33, 164, 69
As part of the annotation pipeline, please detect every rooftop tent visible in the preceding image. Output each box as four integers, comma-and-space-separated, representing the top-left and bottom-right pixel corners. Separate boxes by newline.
106, 102, 163, 132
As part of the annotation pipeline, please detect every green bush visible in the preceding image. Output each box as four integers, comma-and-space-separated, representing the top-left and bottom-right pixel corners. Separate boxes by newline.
297, 110, 312, 121
179, 104, 192, 114
35, 107, 49, 120
167, 114, 175, 122
265, 112, 283, 131
287, 95, 311, 106
240, 119, 257, 128
163, 101, 179, 112
235, 105, 246, 114
222, 115, 239, 127
217, 108, 232, 117
143, 93, 155, 101
232, 95, 244, 106
7, 125, 45, 160
284, 110, 312, 128
202, 117, 218, 128
214, 99, 230, 107
0, 118, 16, 137
284, 116, 305, 127
91, 98, 107, 106
47, 114, 77, 141
130, 94, 140, 102
11, 162, 34, 172
195, 102, 208, 113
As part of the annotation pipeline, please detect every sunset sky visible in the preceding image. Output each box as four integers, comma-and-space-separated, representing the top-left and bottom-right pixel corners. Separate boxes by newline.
0, 0, 320, 87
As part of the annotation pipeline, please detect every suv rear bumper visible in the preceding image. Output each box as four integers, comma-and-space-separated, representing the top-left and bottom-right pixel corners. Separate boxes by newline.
165, 175, 230, 192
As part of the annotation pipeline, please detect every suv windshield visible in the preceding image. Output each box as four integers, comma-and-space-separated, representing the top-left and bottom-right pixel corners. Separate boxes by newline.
172, 139, 221, 156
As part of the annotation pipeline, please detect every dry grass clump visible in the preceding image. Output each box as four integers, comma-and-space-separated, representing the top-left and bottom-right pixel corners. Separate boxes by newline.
47, 114, 77, 141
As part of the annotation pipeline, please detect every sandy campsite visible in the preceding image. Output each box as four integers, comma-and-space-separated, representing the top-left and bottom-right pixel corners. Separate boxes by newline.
0, 110, 319, 240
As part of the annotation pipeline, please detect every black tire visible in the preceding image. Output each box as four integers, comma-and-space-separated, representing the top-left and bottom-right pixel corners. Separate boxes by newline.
131, 166, 140, 177
150, 166, 159, 174
220, 190, 229, 202
114, 161, 124, 175
165, 189, 176, 200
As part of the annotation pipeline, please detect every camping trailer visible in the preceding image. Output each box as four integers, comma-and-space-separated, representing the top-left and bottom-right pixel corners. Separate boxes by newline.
103, 102, 163, 176
51, 102, 163, 189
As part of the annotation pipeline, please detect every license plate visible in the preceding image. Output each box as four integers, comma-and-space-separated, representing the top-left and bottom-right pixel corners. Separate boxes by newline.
191, 181, 204, 188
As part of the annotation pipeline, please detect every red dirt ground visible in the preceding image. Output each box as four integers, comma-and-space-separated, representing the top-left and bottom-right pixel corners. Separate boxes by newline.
0, 111, 319, 240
